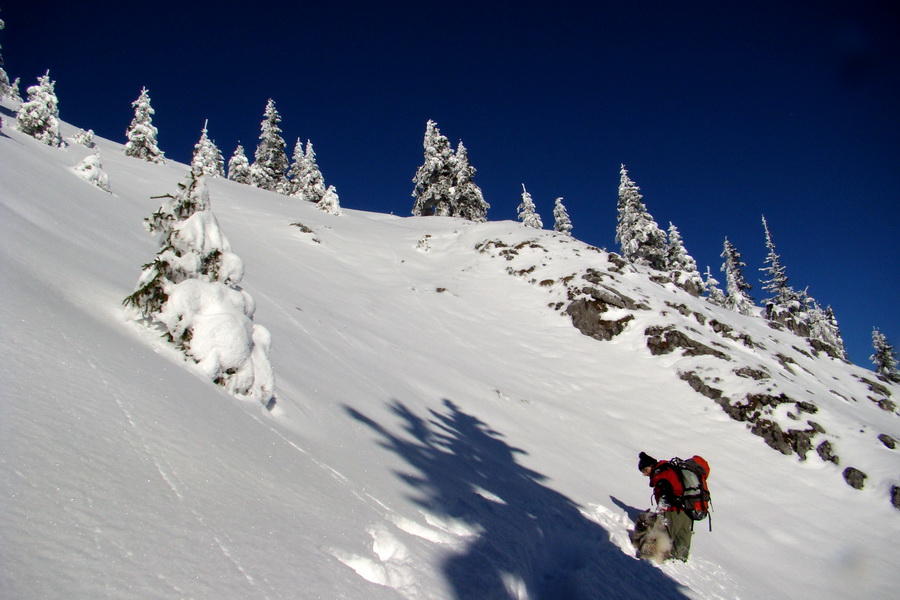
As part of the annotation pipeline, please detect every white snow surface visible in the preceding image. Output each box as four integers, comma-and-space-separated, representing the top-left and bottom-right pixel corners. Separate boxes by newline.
2, 99, 899, 599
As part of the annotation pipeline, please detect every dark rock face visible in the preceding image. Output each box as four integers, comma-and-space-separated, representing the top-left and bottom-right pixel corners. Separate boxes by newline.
817, 441, 839, 464
565, 299, 634, 341
842, 467, 867, 490
645, 326, 731, 360
878, 434, 897, 449
891, 486, 900, 511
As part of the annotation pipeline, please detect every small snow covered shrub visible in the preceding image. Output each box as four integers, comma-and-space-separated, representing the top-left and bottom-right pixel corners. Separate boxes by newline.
317, 184, 342, 215
71, 128, 95, 148
73, 152, 110, 192
124, 170, 275, 405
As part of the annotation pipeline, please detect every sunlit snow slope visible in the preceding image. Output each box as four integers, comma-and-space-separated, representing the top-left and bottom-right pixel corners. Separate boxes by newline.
2, 101, 898, 600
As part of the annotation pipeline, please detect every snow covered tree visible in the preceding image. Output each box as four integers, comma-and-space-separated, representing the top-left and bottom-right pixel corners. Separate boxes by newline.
412, 120, 455, 217
616, 165, 667, 270
871, 328, 900, 382
412, 120, 487, 221
553, 197, 573, 236
191, 120, 224, 177
286, 139, 305, 196
759, 216, 809, 335
227, 144, 251, 184
124, 171, 275, 405
16, 71, 62, 147
72, 128, 95, 148
517, 184, 543, 229
318, 185, 342, 216
720, 237, 755, 315
666, 222, 704, 296
73, 152, 110, 192
450, 141, 489, 222
289, 139, 326, 204
704, 266, 727, 307
124, 87, 164, 163
249, 98, 288, 192
807, 301, 847, 360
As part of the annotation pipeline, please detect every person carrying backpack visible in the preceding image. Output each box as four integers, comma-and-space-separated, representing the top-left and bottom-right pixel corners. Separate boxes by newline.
635, 451, 711, 562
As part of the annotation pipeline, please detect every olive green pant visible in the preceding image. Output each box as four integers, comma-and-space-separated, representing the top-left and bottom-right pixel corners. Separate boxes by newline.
665, 510, 693, 561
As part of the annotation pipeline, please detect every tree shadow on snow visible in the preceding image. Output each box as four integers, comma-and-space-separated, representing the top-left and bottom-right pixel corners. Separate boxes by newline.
346, 399, 690, 600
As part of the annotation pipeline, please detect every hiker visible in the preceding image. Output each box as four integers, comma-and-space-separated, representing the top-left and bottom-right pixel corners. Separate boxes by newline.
638, 451, 696, 562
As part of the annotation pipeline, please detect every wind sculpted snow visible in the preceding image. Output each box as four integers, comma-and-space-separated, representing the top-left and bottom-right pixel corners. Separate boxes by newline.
2, 98, 898, 599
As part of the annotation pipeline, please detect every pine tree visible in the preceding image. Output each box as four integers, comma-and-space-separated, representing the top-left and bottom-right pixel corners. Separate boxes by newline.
289, 140, 326, 204
553, 197, 573, 236
412, 120, 455, 217
704, 266, 727, 307
411, 121, 487, 221
190, 120, 224, 177
760, 216, 789, 301
123, 172, 274, 404
16, 70, 62, 147
227, 144, 251, 184
616, 165, 667, 270
451, 141, 489, 222
871, 328, 900, 382
517, 184, 543, 229
249, 98, 288, 192
720, 237, 755, 315
124, 87, 165, 163
286, 138, 305, 196
758, 215, 810, 334
666, 222, 704, 296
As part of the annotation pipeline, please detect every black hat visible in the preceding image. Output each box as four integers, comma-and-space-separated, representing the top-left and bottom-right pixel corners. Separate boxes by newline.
638, 452, 657, 471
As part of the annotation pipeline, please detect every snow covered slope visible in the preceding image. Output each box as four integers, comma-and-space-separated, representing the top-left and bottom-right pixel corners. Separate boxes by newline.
2, 101, 898, 599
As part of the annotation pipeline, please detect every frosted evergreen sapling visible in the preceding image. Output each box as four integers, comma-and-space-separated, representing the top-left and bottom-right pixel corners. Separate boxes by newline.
16, 70, 62, 147
124, 87, 165, 163
517, 184, 543, 229
124, 171, 275, 404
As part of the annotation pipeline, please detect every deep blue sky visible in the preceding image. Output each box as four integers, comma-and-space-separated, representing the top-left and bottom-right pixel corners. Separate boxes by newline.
4, 1, 897, 368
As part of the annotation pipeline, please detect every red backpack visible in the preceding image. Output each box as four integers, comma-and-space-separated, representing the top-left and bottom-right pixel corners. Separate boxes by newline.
668, 455, 711, 522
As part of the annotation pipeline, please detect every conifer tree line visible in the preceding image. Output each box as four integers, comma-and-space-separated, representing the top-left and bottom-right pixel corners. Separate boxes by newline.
2, 14, 895, 377
614, 165, 852, 361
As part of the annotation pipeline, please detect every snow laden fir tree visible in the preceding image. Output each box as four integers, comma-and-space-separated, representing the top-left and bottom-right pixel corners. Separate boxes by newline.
16, 70, 62, 147
871, 328, 900, 383
227, 144, 251, 184
123, 170, 275, 405
191, 120, 224, 177
517, 184, 543, 229
249, 98, 289, 193
615, 165, 667, 271
412, 120, 488, 221
720, 237, 755, 316
759, 216, 846, 359
553, 197, 573, 236
665, 222, 704, 296
124, 87, 164, 163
